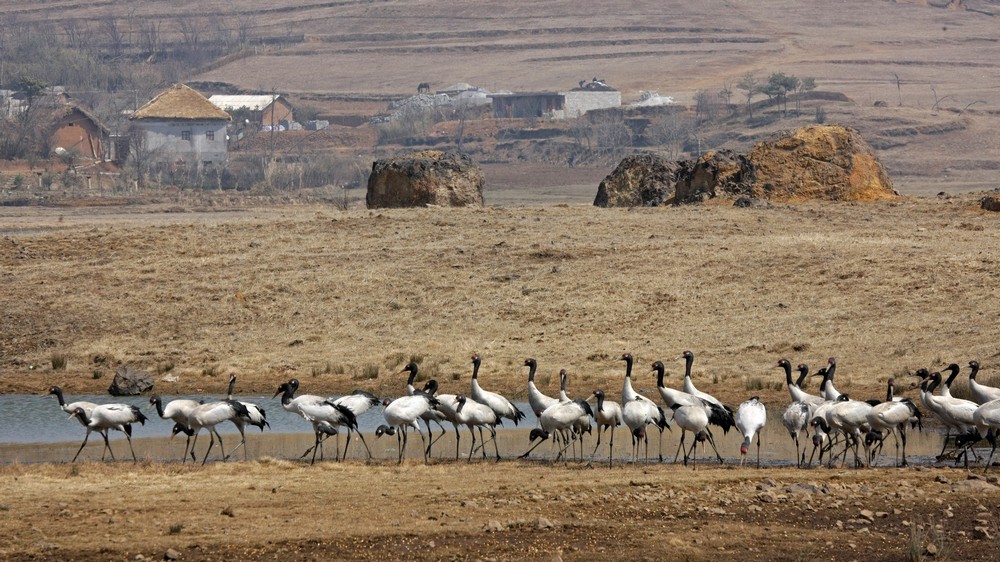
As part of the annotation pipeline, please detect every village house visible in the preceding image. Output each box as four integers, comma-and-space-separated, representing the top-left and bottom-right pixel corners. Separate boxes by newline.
491, 79, 621, 120
129, 83, 231, 168
208, 94, 294, 128
48, 104, 110, 161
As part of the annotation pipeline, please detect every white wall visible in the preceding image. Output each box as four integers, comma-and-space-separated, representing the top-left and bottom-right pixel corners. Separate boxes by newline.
137, 120, 229, 166
563, 91, 622, 119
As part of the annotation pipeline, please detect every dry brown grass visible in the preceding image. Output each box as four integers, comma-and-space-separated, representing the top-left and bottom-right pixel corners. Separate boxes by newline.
2, 193, 998, 411
1, 459, 998, 561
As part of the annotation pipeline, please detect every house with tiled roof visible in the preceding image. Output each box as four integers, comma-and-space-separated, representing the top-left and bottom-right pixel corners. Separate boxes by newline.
130, 83, 231, 168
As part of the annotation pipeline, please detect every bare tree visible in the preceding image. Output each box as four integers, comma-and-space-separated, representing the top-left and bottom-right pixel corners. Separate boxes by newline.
236, 12, 258, 49
719, 80, 734, 114
893, 73, 903, 107
649, 111, 694, 159
737, 72, 760, 119
592, 111, 632, 161
138, 19, 161, 61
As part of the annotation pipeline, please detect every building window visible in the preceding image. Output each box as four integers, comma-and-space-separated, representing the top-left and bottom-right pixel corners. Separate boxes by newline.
206, 130, 215, 141
181, 130, 192, 141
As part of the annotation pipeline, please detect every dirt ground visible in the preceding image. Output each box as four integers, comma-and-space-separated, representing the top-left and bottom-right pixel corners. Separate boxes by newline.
4, 190, 1000, 559
2, 459, 999, 561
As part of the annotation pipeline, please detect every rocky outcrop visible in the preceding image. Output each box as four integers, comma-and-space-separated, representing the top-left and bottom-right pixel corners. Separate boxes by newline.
108, 365, 154, 396
673, 150, 755, 204
744, 125, 896, 202
593, 153, 680, 207
596, 125, 897, 206
366, 150, 485, 208
982, 193, 1000, 212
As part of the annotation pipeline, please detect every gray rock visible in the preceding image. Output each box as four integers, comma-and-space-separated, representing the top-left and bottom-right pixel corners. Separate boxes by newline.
108, 365, 154, 396
164, 548, 181, 561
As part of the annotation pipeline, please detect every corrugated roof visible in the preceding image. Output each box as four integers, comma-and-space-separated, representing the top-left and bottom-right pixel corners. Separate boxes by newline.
209, 94, 281, 112
131, 84, 231, 121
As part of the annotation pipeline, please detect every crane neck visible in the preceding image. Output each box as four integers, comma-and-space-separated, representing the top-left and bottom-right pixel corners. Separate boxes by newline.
654, 364, 665, 388
526, 361, 536, 382
683, 354, 693, 380
885, 382, 894, 402
795, 365, 809, 387
227, 377, 236, 400
970, 363, 979, 381
471, 358, 480, 380
944, 367, 960, 388
595, 393, 605, 413
781, 362, 793, 386
623, 356, 633, 379
50, 387, 66, 407
152, 397, 166, 418
407, 367, 418, 387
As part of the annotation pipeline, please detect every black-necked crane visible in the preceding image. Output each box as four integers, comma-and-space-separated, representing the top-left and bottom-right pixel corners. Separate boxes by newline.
49, 386, 108, 450
68, 403, 148, 463
938, 363, 965, 399
973, 399, 1000, 470
968, 361, 1000, 405
778, 360, 824, 407
519, 398, 594, 463
525, 358, 558, 426
187, 399, 251, 465
421, 380, 467, 460
591, 390, 622, 466
924, 372, 982, 467
811, 394, 873, 468
813, 358, 843, 401
329, 390, 380, 460
149, 394, 201, 462
470, 355, 526, 426
670, 400, 712, 468
225, 373, 269, 461
735, 397, 767, 468
402, 362, 448, 457
781, 401, 812, 467
377, 392, 439, 463
621, 353, 669, 461
558, 368, 591, 460
679, 351, 734, 416
652, 360, 729, 463
274, 379, 358, 464
866, 378, 921, 466
622, 395, 661, 463
453, 394, 501, 462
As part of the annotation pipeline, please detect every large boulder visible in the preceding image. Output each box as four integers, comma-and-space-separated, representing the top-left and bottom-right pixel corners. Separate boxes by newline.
366, 150, 485, 208
597, 125, 896, 206
673, 149, 755, 204
981, 192, 1000, 212
108, 365, 154, 396
593, 153, 680, 207
745, 125, 896, 201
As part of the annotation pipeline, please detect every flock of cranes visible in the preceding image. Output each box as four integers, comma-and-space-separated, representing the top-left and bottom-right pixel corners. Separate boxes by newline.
45, 353, 1000, 471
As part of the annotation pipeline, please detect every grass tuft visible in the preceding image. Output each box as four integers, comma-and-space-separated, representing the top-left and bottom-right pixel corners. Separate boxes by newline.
50, 353, 68, 371
353, 364, 379, 381
168, 523, 184, 535
202, 364, 220, 377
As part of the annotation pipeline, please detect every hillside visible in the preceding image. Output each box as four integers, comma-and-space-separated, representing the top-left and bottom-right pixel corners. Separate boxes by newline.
0, 0, 998, 196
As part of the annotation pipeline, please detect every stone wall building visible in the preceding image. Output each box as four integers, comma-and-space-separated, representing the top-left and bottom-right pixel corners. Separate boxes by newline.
130, 84, 231, 169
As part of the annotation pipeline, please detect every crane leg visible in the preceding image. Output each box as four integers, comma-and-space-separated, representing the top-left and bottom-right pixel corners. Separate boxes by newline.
125, 432, 138, 463
188, 431, 201, 464
983, 430, 997, 473
454, 424, 462, 461
591, 425, 603, 458
756, 432, 762, 469
202, 432, 216, 465
226, 426, 248, 462
492, 427, 501, 462
310, 431, 321, 465
608, 426, 615, 468
100, 430, 115, 461
72, 430, 92, 463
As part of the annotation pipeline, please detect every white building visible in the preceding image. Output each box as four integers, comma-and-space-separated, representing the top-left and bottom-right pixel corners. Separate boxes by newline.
130, 84, 231, 168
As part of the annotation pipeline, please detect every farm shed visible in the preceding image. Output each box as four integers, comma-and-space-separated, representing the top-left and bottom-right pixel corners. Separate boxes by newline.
491, 80, 620, 120
130, 84, 231, 168
208, 94, 294, 127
